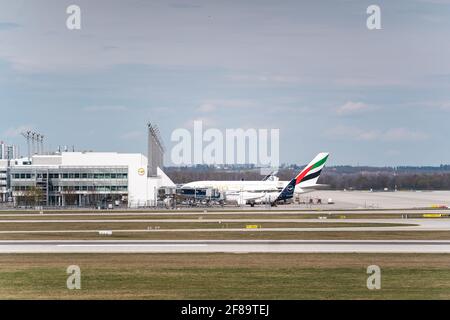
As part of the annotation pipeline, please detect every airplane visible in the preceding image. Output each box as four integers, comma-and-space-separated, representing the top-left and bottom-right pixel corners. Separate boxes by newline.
180, 153, 329, 206
261, 170, 279, 182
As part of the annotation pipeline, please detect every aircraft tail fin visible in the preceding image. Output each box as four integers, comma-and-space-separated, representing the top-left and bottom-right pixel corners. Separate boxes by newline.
275, 178, 296, 201
295, 152, 329, 188
275, 153, 329, 202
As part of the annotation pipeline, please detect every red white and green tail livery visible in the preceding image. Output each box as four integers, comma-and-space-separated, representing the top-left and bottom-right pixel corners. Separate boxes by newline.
276, 152, 329, 202
296, 152, 329, 188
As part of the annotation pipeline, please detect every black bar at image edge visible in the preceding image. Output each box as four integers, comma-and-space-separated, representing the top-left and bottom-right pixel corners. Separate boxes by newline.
0, 300, 447, 319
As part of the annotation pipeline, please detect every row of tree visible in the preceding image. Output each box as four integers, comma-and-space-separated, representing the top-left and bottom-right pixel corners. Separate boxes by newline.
165, 167, 450, 190
320, 172, 450, 190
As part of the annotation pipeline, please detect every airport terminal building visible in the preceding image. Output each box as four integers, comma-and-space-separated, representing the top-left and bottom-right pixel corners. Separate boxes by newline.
6, 152, 174, 208
0, 124, 175, 208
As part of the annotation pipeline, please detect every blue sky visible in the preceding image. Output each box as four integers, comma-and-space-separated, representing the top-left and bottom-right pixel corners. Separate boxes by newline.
1, 0, 450, 166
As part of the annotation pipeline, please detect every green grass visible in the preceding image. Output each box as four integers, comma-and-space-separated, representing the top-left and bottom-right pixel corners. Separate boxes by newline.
0, 221, 412, 232
1, 253, 450, 299
0, 213, 439, 220
0, 206, 446, 214
1, 230, 450, 240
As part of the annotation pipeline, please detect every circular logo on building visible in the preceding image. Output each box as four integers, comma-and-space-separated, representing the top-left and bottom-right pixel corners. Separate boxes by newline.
138, 168, 145, 176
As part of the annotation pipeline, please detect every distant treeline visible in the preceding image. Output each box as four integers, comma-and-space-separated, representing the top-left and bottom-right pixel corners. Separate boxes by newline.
165, 165, 450, 190
301, 171, 450, 190
165, 167, 264, 184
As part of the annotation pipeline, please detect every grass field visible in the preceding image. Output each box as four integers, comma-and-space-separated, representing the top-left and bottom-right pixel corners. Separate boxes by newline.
1, 209, 448, 300
1, 230, 450, 240
1, 253, 449, 299
0, 213, 446, 220
0, 221, 411, 232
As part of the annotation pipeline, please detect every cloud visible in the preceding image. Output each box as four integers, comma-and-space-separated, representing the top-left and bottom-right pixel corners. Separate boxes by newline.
0, 0, 448, 94
333, 76, 412, 87
169, 3, 202, 9
197, 102, 217, 113
3, 125, 34, 138
400, 100, 450, 113
83, 105, 129, 112
183, 117, 217, 129
415, 0, 450, 4
422, 101, 450, 111
326, 126, 429, 142
382, 128, 429, 142
0, 22, 20, 31
102, 45, 119, 51
227, 73, 304, 84
326, 126, 366, 140
196, 99, 257, 113
120, 130, 144, 140
336, 101, 371, 115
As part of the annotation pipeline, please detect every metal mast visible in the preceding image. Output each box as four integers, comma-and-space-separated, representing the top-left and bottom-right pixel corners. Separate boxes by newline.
147, 123, 165, 177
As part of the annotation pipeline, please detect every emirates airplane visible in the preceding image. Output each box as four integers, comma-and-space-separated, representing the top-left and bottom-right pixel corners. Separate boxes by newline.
181, 153, 329, 206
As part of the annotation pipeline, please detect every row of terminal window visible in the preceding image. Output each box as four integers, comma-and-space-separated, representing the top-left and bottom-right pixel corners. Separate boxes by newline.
13, 185, 128, 192
12, 173, 128, 180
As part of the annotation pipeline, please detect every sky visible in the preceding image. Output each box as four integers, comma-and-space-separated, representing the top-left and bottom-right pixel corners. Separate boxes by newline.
0, 0, 450, 166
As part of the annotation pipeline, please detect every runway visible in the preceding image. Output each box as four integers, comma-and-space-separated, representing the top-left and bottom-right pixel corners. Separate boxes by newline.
0, 209, 449, 217
2, 240, 450, 253
0, 219, 449, 233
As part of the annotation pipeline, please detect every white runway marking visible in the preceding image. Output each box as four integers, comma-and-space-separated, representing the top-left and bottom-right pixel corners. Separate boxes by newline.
1, 240, 450, 253
57, 244, 208, 247
0, 217, 450, 234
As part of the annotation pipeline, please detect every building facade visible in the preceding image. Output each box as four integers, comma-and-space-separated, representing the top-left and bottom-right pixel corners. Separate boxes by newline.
8, 152, 174, 208
0, 160, 9, 202
0, 142, 18, 160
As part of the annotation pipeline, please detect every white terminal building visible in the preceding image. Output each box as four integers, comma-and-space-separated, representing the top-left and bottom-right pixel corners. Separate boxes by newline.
0, 124, 175, 208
